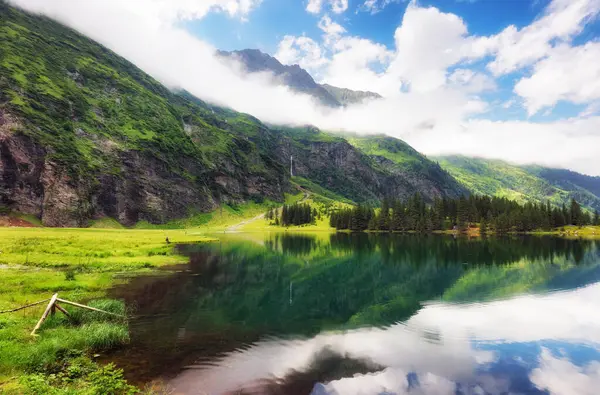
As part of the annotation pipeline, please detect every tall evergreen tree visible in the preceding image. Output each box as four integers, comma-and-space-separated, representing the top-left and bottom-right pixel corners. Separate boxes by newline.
480, 216, 488, 235
378, 198, 391, 231
570, 199, 583, 226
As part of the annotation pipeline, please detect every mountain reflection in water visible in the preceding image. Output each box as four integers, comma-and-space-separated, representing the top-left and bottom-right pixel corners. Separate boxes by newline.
109, 233, 600, 394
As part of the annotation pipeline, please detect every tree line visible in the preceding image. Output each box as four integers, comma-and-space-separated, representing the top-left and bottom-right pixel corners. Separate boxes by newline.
266, 203, 317, 227
330, 194, 600, 233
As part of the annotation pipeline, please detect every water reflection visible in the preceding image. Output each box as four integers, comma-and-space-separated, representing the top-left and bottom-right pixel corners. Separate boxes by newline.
108, 234, 600, 394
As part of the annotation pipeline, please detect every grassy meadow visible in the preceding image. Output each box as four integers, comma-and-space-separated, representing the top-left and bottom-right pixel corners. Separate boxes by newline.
0, 227, 214, 393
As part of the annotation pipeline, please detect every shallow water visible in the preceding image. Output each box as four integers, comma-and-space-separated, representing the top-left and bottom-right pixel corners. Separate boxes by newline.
109, 233, 600, 394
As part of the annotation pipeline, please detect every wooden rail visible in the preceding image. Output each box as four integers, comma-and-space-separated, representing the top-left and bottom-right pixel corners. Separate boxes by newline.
1, 293, 126, 336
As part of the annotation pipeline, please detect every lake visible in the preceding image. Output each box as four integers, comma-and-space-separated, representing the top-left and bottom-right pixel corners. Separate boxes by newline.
109, 233, 600, 395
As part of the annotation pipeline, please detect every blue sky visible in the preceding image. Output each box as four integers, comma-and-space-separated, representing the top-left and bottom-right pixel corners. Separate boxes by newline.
188, 0, 549, 53
182, 0, 600, 124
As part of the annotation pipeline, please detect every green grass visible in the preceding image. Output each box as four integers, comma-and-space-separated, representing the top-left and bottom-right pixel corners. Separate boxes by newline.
291, 177, 354, 205
0, 281, 131, 393
347, 135, 424, 169
88, 217, 125, 229
0, 228, 213, 270
240, 196, 343, 232
133, 199, 282, 231
0, 227, 214, 392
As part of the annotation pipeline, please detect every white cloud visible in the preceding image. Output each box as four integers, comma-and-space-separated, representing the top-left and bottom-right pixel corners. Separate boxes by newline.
514, 42, 600, 115
330, 0, 348, 14
487, 0, 600, 75
388, 4, 494, 93
448, 69, 496, 93
306, 0, 324, 14
8, 0, 600, 176
306, 0, 348, 15
530, 348, 600, 395
579, 101, 600, 117
318, 14, 346, 37
275, 35, 329, 72
415, 117, 600, 176
360, 0, 400, 14
168, 282, 600, 394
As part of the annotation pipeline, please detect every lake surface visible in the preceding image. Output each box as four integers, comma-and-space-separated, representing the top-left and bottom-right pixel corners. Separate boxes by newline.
109, 233, 600, 395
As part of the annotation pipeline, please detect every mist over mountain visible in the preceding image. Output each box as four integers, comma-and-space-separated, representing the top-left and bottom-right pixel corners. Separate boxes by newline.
217, 49, 381, 107
0, 3, 463, 226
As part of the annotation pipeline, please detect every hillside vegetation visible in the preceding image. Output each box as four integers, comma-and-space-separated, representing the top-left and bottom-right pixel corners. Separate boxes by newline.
0, 2, 468, 227
437, 156, 600, 211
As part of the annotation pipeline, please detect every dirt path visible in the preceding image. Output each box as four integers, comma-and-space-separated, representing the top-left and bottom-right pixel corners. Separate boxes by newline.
225, 212, 267, 232
225, 190, 309, 233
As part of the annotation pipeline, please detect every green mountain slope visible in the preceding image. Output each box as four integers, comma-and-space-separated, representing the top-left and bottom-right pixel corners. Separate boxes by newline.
0, 3, 289, 226
348, 135, 468, 200
0, 2, 465, 226
437, 156, 600, 211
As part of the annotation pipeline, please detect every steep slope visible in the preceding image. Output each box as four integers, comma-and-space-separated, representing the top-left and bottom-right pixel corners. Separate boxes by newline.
217, 49, 381, 107
347, 135, 468, 200
277, 129, 467, 203
0, 3, 467, 227
437, 156, 600, 211
0, 3, 287, 226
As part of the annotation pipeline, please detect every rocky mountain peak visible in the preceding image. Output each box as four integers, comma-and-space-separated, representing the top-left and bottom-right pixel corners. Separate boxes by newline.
216, 48, 381, 107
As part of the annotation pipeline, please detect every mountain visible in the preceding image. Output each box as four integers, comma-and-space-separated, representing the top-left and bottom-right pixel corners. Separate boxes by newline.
0, 2, 464, 227
437, 156, 600, 211
217, 49, 381, 107
348, 135, 467, 200
320, 83, 382, 106
274, 128, 467, 204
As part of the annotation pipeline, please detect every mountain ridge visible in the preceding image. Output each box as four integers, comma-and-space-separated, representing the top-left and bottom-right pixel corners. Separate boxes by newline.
436, 155, 600, 211
217, 48, 382, 107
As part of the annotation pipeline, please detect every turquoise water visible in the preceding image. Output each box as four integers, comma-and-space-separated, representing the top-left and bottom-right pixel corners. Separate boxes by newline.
112, 233, 600, 394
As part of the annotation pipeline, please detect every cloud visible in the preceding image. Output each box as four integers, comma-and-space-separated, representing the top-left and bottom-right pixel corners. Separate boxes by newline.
514, 42, 600, 115
306, 0, 324, 14
168, 282, 600, 394
275, 35, 329, 71
530, 348, 600, 395
487, 0, 600, 75
306, 0, 348, 14
360, 0, 400, 14
318, 14, 346, 37
7, 0, 600, 176
330, 0, 348, 14
448, 69, 497, 93
388, 4, 494, 93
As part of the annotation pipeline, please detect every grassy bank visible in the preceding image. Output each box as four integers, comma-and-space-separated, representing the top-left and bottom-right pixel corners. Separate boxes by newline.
0, 228, 213, 270
0, 228, 213, 393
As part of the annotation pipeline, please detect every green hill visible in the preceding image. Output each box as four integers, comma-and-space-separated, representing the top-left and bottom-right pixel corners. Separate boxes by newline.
348, 135, 469, 200
0, 2, 465, 227
436, 156, 600, 211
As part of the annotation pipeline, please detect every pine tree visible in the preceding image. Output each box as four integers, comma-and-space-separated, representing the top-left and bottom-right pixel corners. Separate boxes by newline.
480, 216, 488, 235
594, 209, 600, 226
378, 198, 391, 231
391, 200, 404, 231
456, 196, 469, 231
570, 199, 583, 226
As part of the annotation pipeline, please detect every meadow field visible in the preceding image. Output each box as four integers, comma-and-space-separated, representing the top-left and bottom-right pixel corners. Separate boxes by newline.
0, 227, 213, 393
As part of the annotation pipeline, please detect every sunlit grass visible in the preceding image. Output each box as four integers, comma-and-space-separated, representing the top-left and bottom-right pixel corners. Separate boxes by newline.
0, 228, 213, 270
0, 227, 215, 391
0, 295, 129, 385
